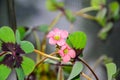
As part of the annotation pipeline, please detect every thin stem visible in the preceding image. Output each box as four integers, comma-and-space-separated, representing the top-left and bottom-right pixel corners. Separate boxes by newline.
89, 55, 106, 77
34, 49, 60, 61
7, 0, 17, 32
33, 31, 41, 50
80, 72, 93, 80
77, 58, 99, 80
33, 31, 41, 63
40, 36, 47, 52
35, 51, 58, 68
75, 12, 96, 20
76, 7, 99, 14
57, 66, 64, 80
0, 51, 6, 56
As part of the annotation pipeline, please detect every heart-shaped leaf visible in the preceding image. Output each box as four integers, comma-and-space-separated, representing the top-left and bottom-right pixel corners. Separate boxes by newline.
109, 1, 120, 20
0, 64, 11, 80
46, 0, 64, 11
91, 0, 106, 9
105, 62, 117, 80
15, 67, 25, 80
0, 26, 15, 43
68, 61, 83, 80
16, 30, 21, 44
20, 41, 34, 54
96, 8, 107, 27
17, 27, 26, 40
66, 31, 87, 49
98, 22, 113, 40
21, 56, 35, 75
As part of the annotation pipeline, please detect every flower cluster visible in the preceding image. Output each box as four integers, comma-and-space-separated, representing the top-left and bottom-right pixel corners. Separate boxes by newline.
47, 28, 76, 62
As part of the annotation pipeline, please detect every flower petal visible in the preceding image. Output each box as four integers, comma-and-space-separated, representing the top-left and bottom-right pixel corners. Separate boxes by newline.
58, 50, 65, 57
68, 49, 76, 58
47, 31, 54, 38
62, 55, 70, 63
61, 30, 68, 38
49, 38, 56, 45
57, 39, 65, 46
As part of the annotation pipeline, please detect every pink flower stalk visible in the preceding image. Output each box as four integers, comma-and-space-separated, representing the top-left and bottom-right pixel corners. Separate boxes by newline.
59, 44, 76, 62
47, 28, 68, 46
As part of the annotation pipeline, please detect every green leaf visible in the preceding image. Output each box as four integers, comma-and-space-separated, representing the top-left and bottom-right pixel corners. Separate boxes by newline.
46, 0, 57, 11
63, 66, 72, 74
0, 26, 15, 43
96, 8, 107, 26
20, 41, 34, 54
98, 22, 113, 40
0, 41, 2, 50
71, 75, 80, 80
113, 69, 120, 79
68, 61, 83, 80
15, 67, 25, 80
37, 24, 49, 33
109, 1, 120, 20
57, 66, 64, 80
65, 10, 76, 23
105, 62, 117, 80
46, 0, 64, 11
16, 30, 21, 44
66, 31, 87, 49
0, 64, 11, 80
91, 0, 106, 9
17, 27, 26, 40
21, 56, 35, 75
0, 56, 4, 62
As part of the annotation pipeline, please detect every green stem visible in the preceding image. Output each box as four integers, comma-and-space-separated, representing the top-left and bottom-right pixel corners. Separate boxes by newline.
7, 0, 17, 32
76, 7, 99, 14
75, 12, 96, 20
33, 31, 41, 63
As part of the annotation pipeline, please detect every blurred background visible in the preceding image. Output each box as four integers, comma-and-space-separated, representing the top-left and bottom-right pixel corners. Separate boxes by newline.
0, 0, 120, 80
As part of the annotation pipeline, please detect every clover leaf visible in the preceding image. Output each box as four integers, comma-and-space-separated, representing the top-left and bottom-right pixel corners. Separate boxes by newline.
0, 64, 11, 80
0, 26, 15, 43
66, 31, 87, 49
20, 41, 34, 54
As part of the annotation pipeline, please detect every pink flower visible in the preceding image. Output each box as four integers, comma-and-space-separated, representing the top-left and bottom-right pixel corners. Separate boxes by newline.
47, 28, 68, 46
59, 44, 76, 62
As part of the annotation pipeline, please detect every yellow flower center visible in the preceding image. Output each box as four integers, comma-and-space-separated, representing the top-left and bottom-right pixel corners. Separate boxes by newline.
54, 35, 60, 40
63, 48, 68, 54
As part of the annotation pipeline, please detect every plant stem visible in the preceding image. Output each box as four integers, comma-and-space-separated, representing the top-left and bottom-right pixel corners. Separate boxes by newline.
89, 55, 106, 77
35, 51, 58, 68
34, 49, 60, 61
57, 66, 64, 80
7, 0, 17, 32
76, 7, 99, 14
80, 72, 93, 80
33, 31, 41, 63
0, 51, 6, 56
77, 58, 99, 80
75, 12, 96, 20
